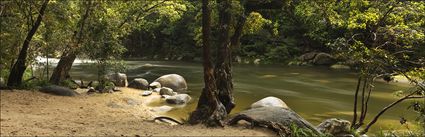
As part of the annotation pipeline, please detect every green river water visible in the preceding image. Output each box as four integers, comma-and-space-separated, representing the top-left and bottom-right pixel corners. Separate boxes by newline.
69, 60, 421, 133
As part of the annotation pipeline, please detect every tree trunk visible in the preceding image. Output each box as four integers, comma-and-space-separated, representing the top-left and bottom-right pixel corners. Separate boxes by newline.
7, 0, 49, 87
215, 0, 235, 113
49, 53, 76, 85
188, 0, 227, 126
49, 1, 92, 85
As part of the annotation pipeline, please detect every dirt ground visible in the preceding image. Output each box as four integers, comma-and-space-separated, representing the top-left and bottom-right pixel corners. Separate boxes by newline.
0, 88, 274, 136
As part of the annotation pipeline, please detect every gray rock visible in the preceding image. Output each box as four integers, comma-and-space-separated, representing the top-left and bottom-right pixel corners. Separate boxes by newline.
235, 56, 242, 63
153, 88, 161, 93
313, 53, 336, 65
87, 87, 96, 94
230, 107, 321, 135
165, 94, 191, 104
149, 82, 161, 89
251, 96, 289, 109
153, 74, 188, 93
128, 78, 149, 90
106, 73, 128, 87
253, 59, 261, 65
159, 87, 174, 96
39, 85, 79, 96
317, 118, 351, 136
140, 91, 152, 96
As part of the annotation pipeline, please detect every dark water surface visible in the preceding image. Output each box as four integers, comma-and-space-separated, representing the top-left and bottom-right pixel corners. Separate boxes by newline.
69, 60, 420, 133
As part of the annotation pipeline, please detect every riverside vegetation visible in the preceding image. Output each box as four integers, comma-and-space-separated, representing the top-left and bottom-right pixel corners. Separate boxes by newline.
0, 0, 424, 136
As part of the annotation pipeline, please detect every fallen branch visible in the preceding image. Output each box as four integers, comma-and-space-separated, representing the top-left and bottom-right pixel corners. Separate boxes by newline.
228, 114, 291, 137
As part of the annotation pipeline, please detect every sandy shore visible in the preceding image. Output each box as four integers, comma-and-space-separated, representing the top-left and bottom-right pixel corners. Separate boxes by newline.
0, 88, 274, 136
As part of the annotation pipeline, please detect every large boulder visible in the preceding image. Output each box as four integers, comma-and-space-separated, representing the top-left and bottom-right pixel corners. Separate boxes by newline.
106, 73, 128, 87
153, 74, 187, 92
165, 94, 191, 104
128, 78, 149, 90
317, 118, 351, 137
312, 53, 336, 65
39, 85, 79, 96
229, 107, 321, 135
251, 96, 289, 109
159, 87, 176, 96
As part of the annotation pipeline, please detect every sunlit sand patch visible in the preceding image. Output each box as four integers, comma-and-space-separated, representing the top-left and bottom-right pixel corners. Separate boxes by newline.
259, 74, 277, 78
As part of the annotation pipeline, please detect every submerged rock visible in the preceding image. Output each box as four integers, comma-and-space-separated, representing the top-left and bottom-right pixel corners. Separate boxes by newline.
153, 74, 188, 93
152, 105, 174, 113
251, 96, 289, 109
317, 118, 351, 137
106, 73, 128, 87
128, 78, 149, 90
165, 94, 191, 104
39, 85, 79, 96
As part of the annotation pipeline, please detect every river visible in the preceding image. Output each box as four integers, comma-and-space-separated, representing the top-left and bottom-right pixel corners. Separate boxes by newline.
67, 60, 419, 133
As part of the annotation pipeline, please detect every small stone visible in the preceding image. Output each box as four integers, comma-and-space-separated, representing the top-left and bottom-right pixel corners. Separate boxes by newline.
149, 82, 161, 89
140, 91, 152, 96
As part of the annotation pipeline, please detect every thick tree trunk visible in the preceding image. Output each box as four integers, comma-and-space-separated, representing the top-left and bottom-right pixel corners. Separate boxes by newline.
189, 0, 227, 126
7, 0, 49, 87
215, 0, 235, 113
49, 53, 76, 85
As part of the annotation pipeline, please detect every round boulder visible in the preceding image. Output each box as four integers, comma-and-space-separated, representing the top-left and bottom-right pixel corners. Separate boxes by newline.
106, 73, 128, 87
153, 74, 188, 93
159, 87, 175, 96
317, 118, 351, 136
251, 96, 289, 109
128, 78, 149, 90
312, 53, 336, 65
165, 94, 192, 104
149, 81, 161, 89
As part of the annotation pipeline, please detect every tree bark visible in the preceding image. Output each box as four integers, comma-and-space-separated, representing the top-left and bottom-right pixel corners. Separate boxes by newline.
188, 0, 227, 126
215, 0, 235, 114
49, 53, 76, 84
7, 0, 49, 87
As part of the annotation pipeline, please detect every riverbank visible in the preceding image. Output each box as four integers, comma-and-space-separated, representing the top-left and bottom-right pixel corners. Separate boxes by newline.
0, 88, 274, 136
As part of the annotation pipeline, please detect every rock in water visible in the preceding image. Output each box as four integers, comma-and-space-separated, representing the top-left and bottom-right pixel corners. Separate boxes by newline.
152, 105, 174, 113
251, 96, 289, 109
299, 52, 317, 61
159, 87, 175, 96
39, 85, 79, 96
149, 82, 161, 89
106, 73, 128, 87
317, 118, 351, 136
312, 53, 336, 65
165, 94, 191, 104
153, 74, 187, 93
229, 107, 321, 135
140, 91, 152, 96
128, 78, 149, 90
